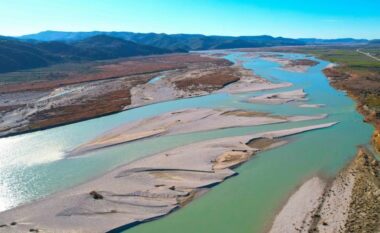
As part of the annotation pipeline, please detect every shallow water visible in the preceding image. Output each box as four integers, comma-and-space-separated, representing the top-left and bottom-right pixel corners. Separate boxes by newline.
124, 53, 373, 233
0, 52, 373, 233
147, 74, 166, 84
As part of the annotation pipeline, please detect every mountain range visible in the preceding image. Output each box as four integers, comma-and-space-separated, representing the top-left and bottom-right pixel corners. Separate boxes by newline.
19, 31, 306, 51
0, 30, 377, 74
298, 38, 369, 45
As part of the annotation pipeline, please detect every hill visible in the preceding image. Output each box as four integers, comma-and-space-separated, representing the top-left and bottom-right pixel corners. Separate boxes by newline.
71, 35, 170, 59
0, 35, 173, 73
0, 37, 62, 73
299, 38, 369, 45
369, 39, 380, 45
20, 30, 306, 51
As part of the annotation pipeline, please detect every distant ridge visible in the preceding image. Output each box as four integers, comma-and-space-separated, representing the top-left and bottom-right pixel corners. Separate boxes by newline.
299, 38, 369, 45
19, 30, 306, 51
369, 39, 380, 44
2, 30, 378, 74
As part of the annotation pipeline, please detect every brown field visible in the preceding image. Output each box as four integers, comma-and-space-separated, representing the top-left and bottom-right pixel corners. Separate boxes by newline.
28, 89, 133, 130
0, 53, 237, 136
0, 54, 231, 93
174, 67, 241, 92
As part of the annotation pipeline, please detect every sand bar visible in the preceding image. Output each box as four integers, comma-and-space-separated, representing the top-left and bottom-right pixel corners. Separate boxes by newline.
68, 108, 328, 156
0, 122, 337, 233
248, 89, 307, 104
299, 104, 325, 108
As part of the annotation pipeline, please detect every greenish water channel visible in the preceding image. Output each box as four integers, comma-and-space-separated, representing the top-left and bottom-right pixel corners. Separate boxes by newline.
0, 52, 373, 233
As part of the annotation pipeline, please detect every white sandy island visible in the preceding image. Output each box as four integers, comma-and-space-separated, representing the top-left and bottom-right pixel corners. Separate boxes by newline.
299, 104, 325, 108
68, 108, 328, 156
248, 89, 307, 104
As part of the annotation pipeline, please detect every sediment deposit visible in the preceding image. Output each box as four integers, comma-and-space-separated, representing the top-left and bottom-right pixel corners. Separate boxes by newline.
0, 123, 337, 233
248, 89, 307, 105
68, 108, 327, 156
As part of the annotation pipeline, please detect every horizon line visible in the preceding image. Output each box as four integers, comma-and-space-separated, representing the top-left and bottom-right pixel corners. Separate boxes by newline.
2, 29, 376, 41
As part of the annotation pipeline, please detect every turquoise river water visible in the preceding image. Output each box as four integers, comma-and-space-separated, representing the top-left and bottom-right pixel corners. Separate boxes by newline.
0, 52, 373, 233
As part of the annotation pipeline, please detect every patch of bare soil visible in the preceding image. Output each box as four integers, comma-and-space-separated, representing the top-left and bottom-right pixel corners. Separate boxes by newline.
246, 137, 281, 150
28, 88, 132, 131
174, 67, 240, 92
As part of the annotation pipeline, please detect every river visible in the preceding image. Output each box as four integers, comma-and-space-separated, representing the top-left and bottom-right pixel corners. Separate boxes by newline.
0, 52, 373, 232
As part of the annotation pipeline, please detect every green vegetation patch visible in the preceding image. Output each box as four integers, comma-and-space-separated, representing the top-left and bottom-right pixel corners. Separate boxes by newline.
297, 47, 380, 70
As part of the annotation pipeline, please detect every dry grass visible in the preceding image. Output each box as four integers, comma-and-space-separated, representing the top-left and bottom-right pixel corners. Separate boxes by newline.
0, 54, 231, 93
174, 67, 240, 92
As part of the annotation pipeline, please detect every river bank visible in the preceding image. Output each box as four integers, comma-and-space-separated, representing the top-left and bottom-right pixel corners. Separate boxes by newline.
323, 66, 380, 152
268, 146, 380, 233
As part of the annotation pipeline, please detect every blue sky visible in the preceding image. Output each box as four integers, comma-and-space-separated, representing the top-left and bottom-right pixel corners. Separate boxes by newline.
1, 0, 379, 39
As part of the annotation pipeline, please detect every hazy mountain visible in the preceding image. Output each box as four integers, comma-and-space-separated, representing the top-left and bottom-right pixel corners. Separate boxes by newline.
20, 30, 306, 51
299, 38, 369, 45
369, 39, 380, 45
71, 35, 170, 60
6, 30, 377, 74
20, 31, 105, 42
